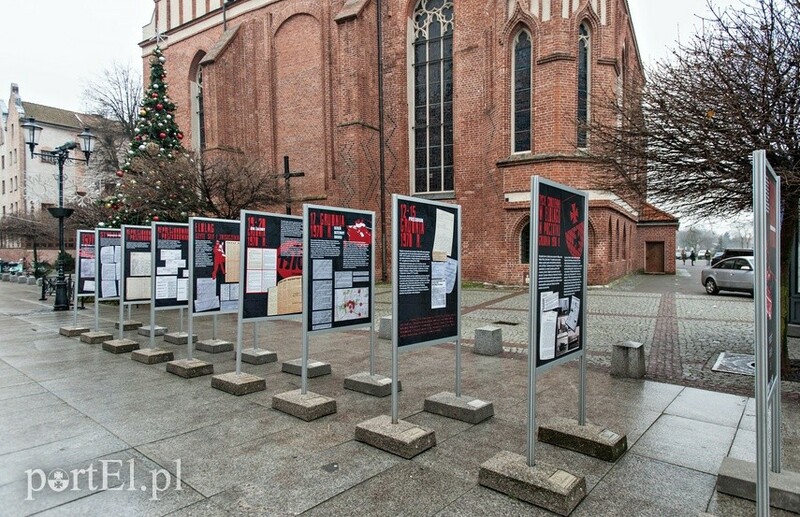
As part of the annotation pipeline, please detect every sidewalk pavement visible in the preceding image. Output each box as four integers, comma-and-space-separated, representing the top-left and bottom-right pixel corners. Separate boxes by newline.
0, 273, 797, 515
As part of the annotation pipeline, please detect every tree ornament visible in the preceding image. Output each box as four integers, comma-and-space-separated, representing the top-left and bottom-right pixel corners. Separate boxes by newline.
139, 108, 147, 116
151, 93, 158, 99
156, 103, 164, 111
158, 56, 166, 63
177, 133, 184, 140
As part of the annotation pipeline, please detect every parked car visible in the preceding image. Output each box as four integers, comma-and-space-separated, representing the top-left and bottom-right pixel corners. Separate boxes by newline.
711, 248, 754, 266
701, 256, 754, 295
1, 261, 23, 274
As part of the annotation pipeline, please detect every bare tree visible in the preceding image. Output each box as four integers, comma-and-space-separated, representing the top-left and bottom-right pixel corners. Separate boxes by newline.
590, 0, 800, 373
98, 146, 285, 226
82, 63, 142, 176
198, 152, 285, 219
0, 212, 57, 276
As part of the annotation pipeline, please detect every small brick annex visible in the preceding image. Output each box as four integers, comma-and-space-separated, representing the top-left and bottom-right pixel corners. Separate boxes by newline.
141, 0, 677, 285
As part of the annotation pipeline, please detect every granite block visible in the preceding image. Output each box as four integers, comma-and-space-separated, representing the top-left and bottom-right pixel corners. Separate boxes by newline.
355, 414, 436, 459
211, 372, 266, 396
196, 339, 234, 353
164, 332, 197, 345
241, 348, 277, 365
717, 456, 800, 513
272, 389, 337, 421
59, 326, 90, 337
281, 358, 331, 378
137, 325, 167, 337
538, 417, 627, 462
130, 348, 174, 364
80, 331, 113, 344
343, 371, 400, 397
101, 338, 140, 354
166, 359, 214, 378
115, 320, 143, 331
424, 391, 494, 424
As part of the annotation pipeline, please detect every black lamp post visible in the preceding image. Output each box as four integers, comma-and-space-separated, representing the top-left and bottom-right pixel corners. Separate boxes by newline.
20, 118, 95, 311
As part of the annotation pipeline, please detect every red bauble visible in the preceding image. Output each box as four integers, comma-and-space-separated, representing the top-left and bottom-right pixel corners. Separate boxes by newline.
151, 93, 158, 99
152, 216, 160, 221
176, 133, 184, 140
159, 132, 167, 139
155, 103, 163, 111
115, 170, 124, 178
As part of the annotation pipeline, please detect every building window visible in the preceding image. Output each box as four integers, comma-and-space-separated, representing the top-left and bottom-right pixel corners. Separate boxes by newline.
520, 220, 530, 264
1, 155, 4, 169
1, 181, 4, 194
577, 23, 591, 148
513, 30, 532, 153
196, 65, 205, 150
13, 149, 17, 164
412, 0, 454, 194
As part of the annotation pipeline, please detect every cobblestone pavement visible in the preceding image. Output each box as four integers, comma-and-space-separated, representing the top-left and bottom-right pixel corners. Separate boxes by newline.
402, 260, 797, 401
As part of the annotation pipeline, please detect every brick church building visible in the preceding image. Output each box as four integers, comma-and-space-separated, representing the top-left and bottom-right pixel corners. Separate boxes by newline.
140, 0, 677, 285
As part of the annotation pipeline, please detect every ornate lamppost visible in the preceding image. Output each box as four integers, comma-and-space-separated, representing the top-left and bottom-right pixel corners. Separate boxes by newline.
20, 118, 95, 311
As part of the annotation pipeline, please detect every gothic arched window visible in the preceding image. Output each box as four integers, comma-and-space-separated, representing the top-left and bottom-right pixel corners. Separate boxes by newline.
411, 0, 454, 193
577, 23, 591, 148
513, 30, 532, 153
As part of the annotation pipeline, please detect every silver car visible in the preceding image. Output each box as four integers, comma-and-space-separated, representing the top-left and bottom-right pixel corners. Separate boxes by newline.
701, 256, 754, 295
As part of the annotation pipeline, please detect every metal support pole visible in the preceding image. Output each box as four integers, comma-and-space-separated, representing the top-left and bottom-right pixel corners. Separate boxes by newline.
212, 314, 218, 339
253, 322, 259, 351
301, 330, 309, 395
53, 155, 69, 311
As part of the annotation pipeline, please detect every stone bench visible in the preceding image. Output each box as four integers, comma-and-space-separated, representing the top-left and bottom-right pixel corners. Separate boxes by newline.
473, 325, 503, 356
611, 341, 646, 379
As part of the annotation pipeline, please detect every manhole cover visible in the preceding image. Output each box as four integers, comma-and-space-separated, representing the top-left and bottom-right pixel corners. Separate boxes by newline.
712, 352, 755, 377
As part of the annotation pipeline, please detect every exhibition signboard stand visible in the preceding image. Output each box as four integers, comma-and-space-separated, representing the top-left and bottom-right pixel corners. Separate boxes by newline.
211, 210, 303, 395
79, 228, 121, 344
355, 195, 482, 458
103, 225, 152, 353
237, 209, 303, 365
272, 204, 375, 420
131, 222, 190, 365
717, 151, 798, 515
166, 217, 240, 378
479, 177, 625, 515
59, 230, 95, 337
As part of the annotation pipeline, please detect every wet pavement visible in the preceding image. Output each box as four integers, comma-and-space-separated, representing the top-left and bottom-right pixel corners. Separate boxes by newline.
0, 266, 797, 515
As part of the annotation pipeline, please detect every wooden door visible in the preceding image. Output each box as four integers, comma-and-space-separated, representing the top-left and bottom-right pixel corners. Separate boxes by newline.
645, 241, 665, 273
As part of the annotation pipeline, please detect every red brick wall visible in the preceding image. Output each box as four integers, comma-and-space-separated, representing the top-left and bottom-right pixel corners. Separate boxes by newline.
149, 0, 669, 285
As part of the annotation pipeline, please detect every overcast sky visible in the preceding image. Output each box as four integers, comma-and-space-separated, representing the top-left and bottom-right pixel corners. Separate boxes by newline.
1, 0, 742, 114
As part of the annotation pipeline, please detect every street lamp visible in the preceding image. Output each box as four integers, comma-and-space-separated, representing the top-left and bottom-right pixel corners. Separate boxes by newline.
21, 118, 95, 311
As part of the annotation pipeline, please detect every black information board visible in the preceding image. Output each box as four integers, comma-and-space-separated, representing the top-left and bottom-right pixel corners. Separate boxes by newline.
95, 228, 121, 301
152, 222, 189, 309
121, 225, 152, 303
191, 217, 241, 315
75, 230, 95, 296
394, 195, 460, 348
533, 179, 587, 370
241, 210, 303, 320
305, 205, 373, 332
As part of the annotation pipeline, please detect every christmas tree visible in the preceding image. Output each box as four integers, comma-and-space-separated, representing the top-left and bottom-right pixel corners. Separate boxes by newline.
99, 46, 201, 227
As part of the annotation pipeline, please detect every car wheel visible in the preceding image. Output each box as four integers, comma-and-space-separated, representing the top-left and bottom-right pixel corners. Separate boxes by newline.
705, 278, 719, 295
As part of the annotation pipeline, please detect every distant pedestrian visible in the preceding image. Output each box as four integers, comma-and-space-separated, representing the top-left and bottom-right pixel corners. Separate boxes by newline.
690, 250, 696, 266
681, 249, 686, 264
705, 250, 711, 265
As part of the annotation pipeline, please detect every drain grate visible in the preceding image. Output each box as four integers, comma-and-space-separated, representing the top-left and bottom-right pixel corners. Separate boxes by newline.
712, 352, 755, 377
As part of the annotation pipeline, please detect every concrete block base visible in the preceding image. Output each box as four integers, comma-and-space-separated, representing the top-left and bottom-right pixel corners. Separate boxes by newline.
60, 326, 90, 337
211, 372, 266, 396
473, 325, 503, 355
166, 359, 214, 378
611, 340, 646, 379
115, 320, 143, 331
355, 414, 436, 459
131, 348, 174, 364
344, 372, 400, 397
102, 338, 140, 354
196, 339, 234, 353
27, 276, 37, 285
80, 331, 114, 344
378, 316, 392, 339
479, 450, 586, 516
138, 325, 167, 337
164, 332, 197, 345
538, 417, 627, 462
272, 389, 336, 421
281, 358, 331, 378
241, 348, 277, 365
717, 457, 800, 513
424, 391, 494, 424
